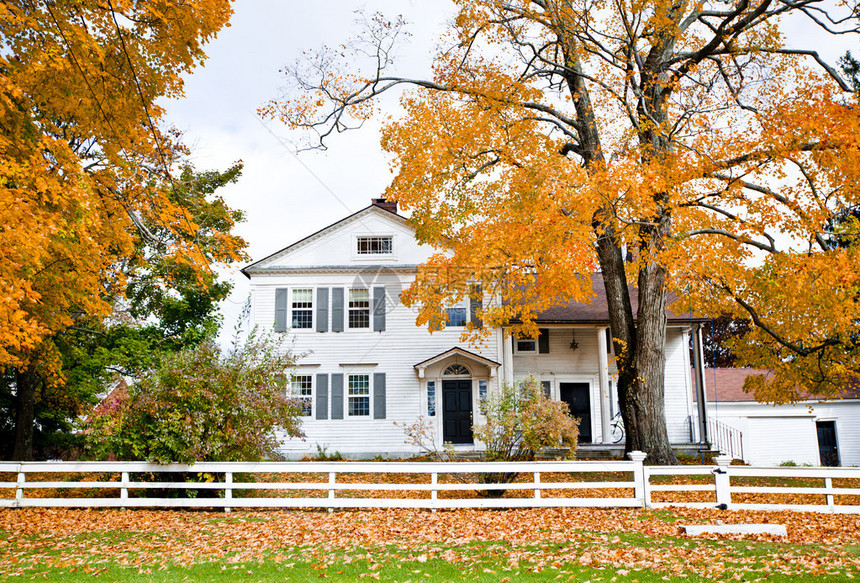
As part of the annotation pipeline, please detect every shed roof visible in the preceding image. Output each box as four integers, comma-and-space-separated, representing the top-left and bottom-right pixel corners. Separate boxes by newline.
692, 368, 860, 402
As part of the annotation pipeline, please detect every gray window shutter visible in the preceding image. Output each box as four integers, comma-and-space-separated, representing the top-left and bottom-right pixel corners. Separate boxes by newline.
331, 288, 345, 332
540, 380, 552, 399
373, 372, 386, 419
316, 288, 329, 332
373, 286, 386, 331
274, 288, 288, 332
330, 373, 344, 420
538, 328, 550, 353
315, 374, 328, 420
469, 285, 482, 328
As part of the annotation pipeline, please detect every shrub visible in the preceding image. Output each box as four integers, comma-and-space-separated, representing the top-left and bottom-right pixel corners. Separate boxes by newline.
85, 328, 304, 464
473, 377, 579, 495
474, 376, 579, 462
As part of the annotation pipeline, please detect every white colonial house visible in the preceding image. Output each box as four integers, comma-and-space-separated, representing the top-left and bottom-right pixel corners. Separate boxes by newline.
241, 199, 718, 459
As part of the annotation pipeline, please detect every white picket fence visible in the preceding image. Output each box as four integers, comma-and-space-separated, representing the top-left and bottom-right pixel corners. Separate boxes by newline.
1, 453, 859, 513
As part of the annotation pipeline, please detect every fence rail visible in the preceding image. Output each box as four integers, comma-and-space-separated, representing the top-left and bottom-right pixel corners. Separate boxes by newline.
1, 454, 859, 513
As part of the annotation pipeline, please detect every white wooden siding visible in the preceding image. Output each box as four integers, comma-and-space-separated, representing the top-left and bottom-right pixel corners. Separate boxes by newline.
254, 209, 433, 269
708, 400, 860, 466
663, 328, 695, 443
254, 273, 499, 457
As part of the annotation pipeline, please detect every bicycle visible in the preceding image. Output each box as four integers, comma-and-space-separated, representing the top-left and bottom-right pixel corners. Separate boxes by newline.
609, 412, 625, 444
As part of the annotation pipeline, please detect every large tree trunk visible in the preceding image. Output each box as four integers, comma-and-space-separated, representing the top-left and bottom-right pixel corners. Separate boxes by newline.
595, 235, 678, 465
626, 259, 676, 464
556, 19, 678, 464
13, 368, 38, 461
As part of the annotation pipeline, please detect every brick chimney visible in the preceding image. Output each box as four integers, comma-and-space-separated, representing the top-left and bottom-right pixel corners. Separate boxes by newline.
371, 197, 398, 214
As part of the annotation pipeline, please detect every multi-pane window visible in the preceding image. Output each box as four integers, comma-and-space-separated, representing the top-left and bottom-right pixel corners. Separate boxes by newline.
516, 338, 536, 352
291, 289, 313, 329
348, 288, 370, 328
291, 375, 313, 416
348, 374, 370, 416
356, 236, 393, 255
443, 364, 470, 376
446, 307, 467, 327
540, 380, 552, 399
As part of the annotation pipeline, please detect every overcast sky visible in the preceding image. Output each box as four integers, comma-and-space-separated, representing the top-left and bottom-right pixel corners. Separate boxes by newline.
160, 1, 856, 345
162, 1, 454, 343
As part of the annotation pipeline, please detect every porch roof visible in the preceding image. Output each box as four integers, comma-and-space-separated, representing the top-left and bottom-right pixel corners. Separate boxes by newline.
413, 347, 501, 371
520, 273, 708, 325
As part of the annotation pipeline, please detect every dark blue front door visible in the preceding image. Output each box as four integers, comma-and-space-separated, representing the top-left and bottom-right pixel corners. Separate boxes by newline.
560, 382, 591, 443
443, 379, 473, 444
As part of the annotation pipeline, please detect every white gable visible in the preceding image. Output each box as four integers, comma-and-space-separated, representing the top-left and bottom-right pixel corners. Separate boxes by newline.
246, 206, 437, 273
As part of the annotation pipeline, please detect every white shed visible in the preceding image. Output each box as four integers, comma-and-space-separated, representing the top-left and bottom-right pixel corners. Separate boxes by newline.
696, 368, 860, 467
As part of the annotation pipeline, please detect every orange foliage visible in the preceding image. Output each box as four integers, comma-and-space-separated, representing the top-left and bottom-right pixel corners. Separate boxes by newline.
267, 0, 860, 405
0, 1, 236, 374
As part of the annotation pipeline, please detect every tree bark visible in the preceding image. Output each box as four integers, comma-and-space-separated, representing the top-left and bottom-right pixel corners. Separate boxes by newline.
628, 257, 676, 464
13, 368, 38, 461
595, 233, 678, 464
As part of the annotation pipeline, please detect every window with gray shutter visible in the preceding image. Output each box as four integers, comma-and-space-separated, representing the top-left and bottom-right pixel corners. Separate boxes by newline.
332, 288, 345, 332
315, 374, 328, 420
275, 288, 288, 332
373, 373, 386, 419
316, 288, 329, 332
373, 287, 386, 331
330, 373, 344, 419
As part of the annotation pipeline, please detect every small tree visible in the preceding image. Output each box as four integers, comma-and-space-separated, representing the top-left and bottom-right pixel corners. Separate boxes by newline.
475, 377, 579, 463
85, 329, 304, 464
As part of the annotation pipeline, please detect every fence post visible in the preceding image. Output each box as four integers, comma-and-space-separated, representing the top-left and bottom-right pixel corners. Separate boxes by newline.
627, 451, 647, 508
825, 477, 834, 510
15, 469, 25, 508
328, 472, 336, 513
534, 472, 541, 500
225, 472, 233, 513
431, 472, 438, 512
120, 471, 129, 511
713, 455, 732, 509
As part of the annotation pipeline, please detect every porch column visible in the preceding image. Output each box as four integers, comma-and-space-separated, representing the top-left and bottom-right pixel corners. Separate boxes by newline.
692, 323, 709, 444
503, 332, 514, 384
597, 327, 612, 443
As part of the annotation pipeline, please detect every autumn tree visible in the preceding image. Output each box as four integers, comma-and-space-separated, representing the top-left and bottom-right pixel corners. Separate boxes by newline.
1, 1, 239, 459
0, 162, 246, 460
691, 315, 751, 369
266, 2, 860, 463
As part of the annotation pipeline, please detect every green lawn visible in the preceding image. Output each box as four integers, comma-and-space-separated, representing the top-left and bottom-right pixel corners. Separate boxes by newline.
1, 508, 858, 582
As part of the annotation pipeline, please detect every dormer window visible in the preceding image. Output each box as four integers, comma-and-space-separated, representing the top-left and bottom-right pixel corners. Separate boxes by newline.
357, 236, 393, 255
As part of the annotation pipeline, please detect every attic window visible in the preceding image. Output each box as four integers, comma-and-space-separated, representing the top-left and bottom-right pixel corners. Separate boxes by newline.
357, 236, 393, 255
